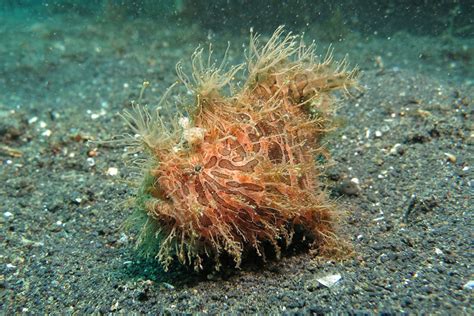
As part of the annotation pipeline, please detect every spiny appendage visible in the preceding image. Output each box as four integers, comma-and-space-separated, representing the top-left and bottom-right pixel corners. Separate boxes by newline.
245, 28, 358, 119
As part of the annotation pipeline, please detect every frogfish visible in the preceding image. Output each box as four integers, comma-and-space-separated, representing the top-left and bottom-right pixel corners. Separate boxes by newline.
123, 26, 358, 271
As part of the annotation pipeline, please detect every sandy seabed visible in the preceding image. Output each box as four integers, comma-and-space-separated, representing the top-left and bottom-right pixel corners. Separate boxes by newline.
1, 10, 473, 314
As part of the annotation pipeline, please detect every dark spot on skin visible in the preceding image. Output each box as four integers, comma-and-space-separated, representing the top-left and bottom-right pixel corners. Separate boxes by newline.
204, 156, 217, 168
268, 141, 283, 164
210, 170, 232, 179
218, 147, 231, 156
194, 177, 208, 206
218, 158, 259, 173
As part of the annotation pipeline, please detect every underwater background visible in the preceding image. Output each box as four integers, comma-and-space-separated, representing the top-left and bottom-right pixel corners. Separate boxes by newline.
1, 0, 472, 313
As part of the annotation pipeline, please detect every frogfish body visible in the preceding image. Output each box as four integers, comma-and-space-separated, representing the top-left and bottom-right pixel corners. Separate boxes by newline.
124, 27, 358, 271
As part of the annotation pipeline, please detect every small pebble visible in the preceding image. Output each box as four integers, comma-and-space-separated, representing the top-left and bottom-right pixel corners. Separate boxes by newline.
444, 153, 456, 163
86, 157, 95, 167
90, 109, 107, 120
162, 282, 175, 290
337, 180, 360, 196
106, 167, 119, 176
49, 110, 60, 120
3, 211, 13, 219
317, 274, 341, 288
28, 116, 38, 124
389, 143, 402, 155
117, 233, 128, 244
87, 149, 99, 157
463, 280, 474, 290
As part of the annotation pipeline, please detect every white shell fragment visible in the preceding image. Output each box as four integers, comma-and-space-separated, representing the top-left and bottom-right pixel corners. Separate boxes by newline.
463, 280, 474, 290
106, 167, 119, 176
317, 273, 342, 288
444, 152, 456, 163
